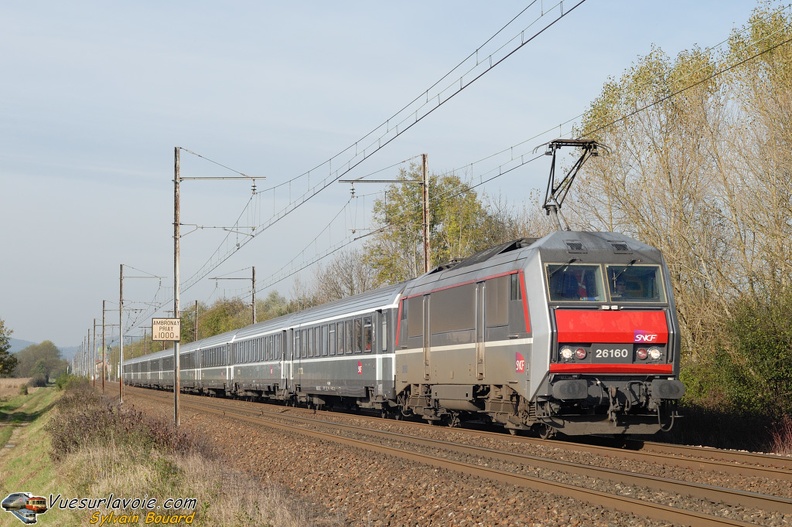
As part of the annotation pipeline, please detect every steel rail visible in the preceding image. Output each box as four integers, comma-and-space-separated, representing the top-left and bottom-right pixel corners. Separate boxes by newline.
125, 387, 787, 526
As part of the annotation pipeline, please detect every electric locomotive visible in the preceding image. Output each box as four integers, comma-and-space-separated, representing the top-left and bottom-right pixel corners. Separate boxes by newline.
394, 230, 684, 437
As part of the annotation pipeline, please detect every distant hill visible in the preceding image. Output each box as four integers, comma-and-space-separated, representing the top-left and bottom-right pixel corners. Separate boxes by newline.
8, 338, 36, 353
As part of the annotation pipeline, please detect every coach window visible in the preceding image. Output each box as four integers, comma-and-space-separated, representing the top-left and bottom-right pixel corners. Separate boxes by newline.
329, 324, 337, 356
381, 316, 388, 352
294, 332, 302, 359
322, 326, 327, 356
337, 322, 345, 355
345, 320, 353, 355
353, 318, 363, 354
363, 316, 373, 353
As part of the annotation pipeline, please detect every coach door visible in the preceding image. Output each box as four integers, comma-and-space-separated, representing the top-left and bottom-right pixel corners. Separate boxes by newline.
282, 329, 292, 391
476, 282, 485, 380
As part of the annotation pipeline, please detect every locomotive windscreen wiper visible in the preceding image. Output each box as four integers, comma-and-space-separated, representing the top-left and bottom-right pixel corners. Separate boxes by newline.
610, 259, 640, 284
548, 258, 578, 278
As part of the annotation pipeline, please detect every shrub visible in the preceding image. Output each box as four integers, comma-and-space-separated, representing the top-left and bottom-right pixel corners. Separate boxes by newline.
770, 414, 792, 455
28, 375, 47, 388
55, 372, 75, 390
47, 380, 205, 462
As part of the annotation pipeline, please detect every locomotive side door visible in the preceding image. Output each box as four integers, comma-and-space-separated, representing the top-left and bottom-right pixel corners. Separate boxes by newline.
423, 295, 430, 381
476, 282, 485, 380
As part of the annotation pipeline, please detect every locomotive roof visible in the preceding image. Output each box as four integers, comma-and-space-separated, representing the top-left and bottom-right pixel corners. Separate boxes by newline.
403, 231, 663, 296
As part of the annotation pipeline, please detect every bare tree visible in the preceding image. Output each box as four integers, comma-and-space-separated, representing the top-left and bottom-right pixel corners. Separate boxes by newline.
312, 247, 378, 303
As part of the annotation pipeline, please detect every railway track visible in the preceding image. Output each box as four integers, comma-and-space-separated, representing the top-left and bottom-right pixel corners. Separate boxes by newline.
123, 385, 791, 526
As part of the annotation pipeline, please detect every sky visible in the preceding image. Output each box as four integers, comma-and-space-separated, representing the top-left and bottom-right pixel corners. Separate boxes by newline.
1, 1, 761, 351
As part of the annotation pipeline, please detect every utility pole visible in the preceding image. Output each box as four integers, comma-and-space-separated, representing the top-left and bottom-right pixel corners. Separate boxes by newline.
102, 301, 106, 393
339, 153, 431, 272
421, 154, 430, 273
92, 320, 97, 388
119, 264, 124, 404
172, 146, 262, 426
194, 300, 198, 342
174, 147, 181, 427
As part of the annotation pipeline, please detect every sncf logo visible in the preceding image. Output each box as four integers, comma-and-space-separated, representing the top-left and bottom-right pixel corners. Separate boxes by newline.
634, 331, 658, 343
515, 352, 526, 373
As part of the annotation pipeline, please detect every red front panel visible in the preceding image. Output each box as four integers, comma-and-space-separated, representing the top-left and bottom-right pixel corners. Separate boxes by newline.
550, 363, 673, 374
555, 309, 668, 345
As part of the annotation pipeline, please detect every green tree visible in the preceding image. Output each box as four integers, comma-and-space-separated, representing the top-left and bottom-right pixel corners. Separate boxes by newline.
14, 340, 68, 383
194, 298, 250, 338
256, 290, 292, 322
0, 318, 17, 377
365, 164, 509, 284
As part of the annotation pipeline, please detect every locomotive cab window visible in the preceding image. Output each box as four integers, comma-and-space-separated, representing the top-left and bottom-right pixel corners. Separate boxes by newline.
606, 264, 666, 302
546, 264, 605, 302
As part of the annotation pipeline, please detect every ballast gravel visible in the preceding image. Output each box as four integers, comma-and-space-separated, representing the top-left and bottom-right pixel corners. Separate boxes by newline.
129, 394, 790, 527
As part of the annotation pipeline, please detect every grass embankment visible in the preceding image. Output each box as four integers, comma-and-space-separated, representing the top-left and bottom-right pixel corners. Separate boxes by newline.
0, 379, 315, 527
0, 383, 61, 525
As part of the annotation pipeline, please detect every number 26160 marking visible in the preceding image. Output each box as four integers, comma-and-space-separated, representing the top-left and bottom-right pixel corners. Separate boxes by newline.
594, 348, 629, 359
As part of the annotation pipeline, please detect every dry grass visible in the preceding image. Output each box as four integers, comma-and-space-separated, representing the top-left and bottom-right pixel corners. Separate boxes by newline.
770, 415, 792, 456
48, 378, 329, 527
0, 378, 33, 398
58, 445, 317, 527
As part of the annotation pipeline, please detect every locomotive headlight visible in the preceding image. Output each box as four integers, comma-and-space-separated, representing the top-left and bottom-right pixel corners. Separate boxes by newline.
560, 347, 573, 360
637, 348, 648, 360
648, 347, 662, 360
575, 347, 587, 360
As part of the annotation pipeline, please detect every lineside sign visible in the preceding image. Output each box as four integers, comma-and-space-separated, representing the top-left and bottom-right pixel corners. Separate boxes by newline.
152, 318, 181, 341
